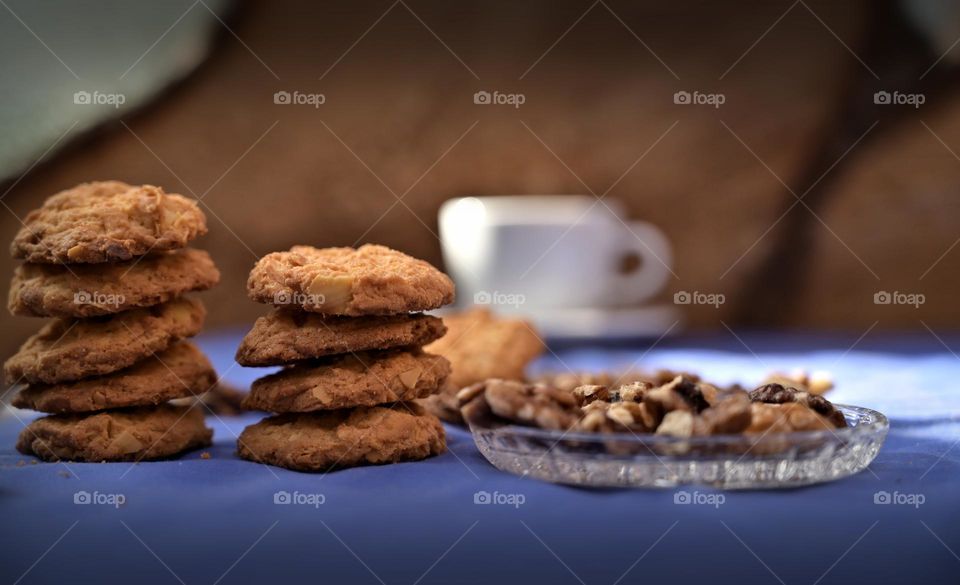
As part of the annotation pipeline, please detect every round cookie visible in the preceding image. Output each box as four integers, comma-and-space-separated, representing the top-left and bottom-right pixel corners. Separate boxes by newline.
12, 342, 217, 413
236, 309, 446, 366
10, 181, 207, 264
246, 244, 454, 315
237, 402, 445, 471
243, 349, 450, 412
16, 404, 212, 462
425, 307, 544, 389
4, 296, 205, 384
9, 248, 220, 318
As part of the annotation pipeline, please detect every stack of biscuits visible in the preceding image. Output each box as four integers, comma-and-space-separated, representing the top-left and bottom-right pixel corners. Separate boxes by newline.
235, 244, 453, 472
5, 181, 218, 462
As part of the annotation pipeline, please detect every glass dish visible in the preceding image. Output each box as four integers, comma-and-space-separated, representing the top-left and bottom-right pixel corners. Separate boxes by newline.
467, 404, 888, 489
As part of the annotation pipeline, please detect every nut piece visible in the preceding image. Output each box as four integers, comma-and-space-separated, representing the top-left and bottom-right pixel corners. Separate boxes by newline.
572, 384, 609, 406
307, 274, 354, 311
482, 379, 581, 431
655, 411, 695, 437
577, 401, 654, 433
746, 402, 837, 433
762, 369, 834, 395
749, 383, 846, 428
698, 390, 752, 434
643, 375, 710, 428
398, 367, 422, 390
611, 381, 651, 403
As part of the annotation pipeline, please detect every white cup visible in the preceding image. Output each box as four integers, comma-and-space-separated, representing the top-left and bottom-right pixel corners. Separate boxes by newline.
439, 196, 672, 312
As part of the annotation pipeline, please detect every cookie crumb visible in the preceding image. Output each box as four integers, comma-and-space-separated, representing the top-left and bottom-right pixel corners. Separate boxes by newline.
200, 451, 211, 459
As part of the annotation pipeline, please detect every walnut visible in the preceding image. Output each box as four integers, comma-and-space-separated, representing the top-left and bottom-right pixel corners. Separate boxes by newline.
746, 403, 837, 433
750, 383, 846, 428
572, 384, 609, 406
698, 390, 752, 434
483, 379, 581, 431
610, 381, 651, 403
761, 369, 834, 395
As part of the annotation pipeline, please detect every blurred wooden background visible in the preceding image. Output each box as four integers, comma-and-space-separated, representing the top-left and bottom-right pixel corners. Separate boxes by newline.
2, 0, 960, 360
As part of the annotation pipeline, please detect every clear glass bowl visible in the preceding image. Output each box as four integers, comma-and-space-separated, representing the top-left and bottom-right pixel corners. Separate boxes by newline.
467, 404, 888, 489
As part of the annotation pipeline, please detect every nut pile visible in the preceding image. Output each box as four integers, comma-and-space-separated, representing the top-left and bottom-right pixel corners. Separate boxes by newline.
460, 374, 847, 438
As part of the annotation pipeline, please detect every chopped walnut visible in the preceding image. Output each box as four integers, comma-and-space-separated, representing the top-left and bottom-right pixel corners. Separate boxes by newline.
762, 370, 834, 395
746, 403, 837, 433
750, 383, 846, 428
611, 381, 651, 403
572, 384, 609, 406
483, 379, 581, 431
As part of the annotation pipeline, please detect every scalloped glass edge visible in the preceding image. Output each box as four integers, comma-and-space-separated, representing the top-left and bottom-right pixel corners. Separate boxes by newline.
467, 404, 889, 489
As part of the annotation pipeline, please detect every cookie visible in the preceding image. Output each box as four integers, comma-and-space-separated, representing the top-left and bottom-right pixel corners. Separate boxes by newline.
12, 342, 216, 413
246, 244, 454, 315
236, 309, 446, 366
16, 404, 212, 462
8, 248, 219, 318
425, 307, 544, 389
4, 296, 205, 384
243, 349, 450, 412
237, 402, 445, 471
10, 181, 207, 264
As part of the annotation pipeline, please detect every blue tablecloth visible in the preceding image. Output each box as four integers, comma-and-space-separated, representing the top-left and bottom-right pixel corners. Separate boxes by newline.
2, 330, 959, 584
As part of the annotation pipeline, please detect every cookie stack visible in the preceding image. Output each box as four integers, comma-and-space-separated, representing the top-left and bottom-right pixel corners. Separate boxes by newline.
5, 181, 218, 462
236, 244, 454, 472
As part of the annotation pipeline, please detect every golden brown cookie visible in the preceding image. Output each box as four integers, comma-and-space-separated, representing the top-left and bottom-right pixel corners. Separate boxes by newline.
425, 307, 544, 389
12, 342, 216, 413
237, 402, 445, 471
243, 349, 450, 412
10, 181, 207, 264
236, 309, 446, 366
4, 296, 205, 384
246, 244, 454, 315
16, 404, 212, 462
8, 248, 219, 318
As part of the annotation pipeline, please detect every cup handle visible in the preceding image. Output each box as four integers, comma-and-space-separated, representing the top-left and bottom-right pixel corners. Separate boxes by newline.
611, 221, 673, 305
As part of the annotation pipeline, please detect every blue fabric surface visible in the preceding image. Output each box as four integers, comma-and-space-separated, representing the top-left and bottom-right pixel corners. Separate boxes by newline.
2, 330, 959, 585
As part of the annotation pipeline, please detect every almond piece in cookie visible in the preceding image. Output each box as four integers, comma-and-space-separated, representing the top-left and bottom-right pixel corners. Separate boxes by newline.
8, 248, 219, 318
4, 296, 206, 384
246, 244, 454, 315
10, 181, 207, 264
